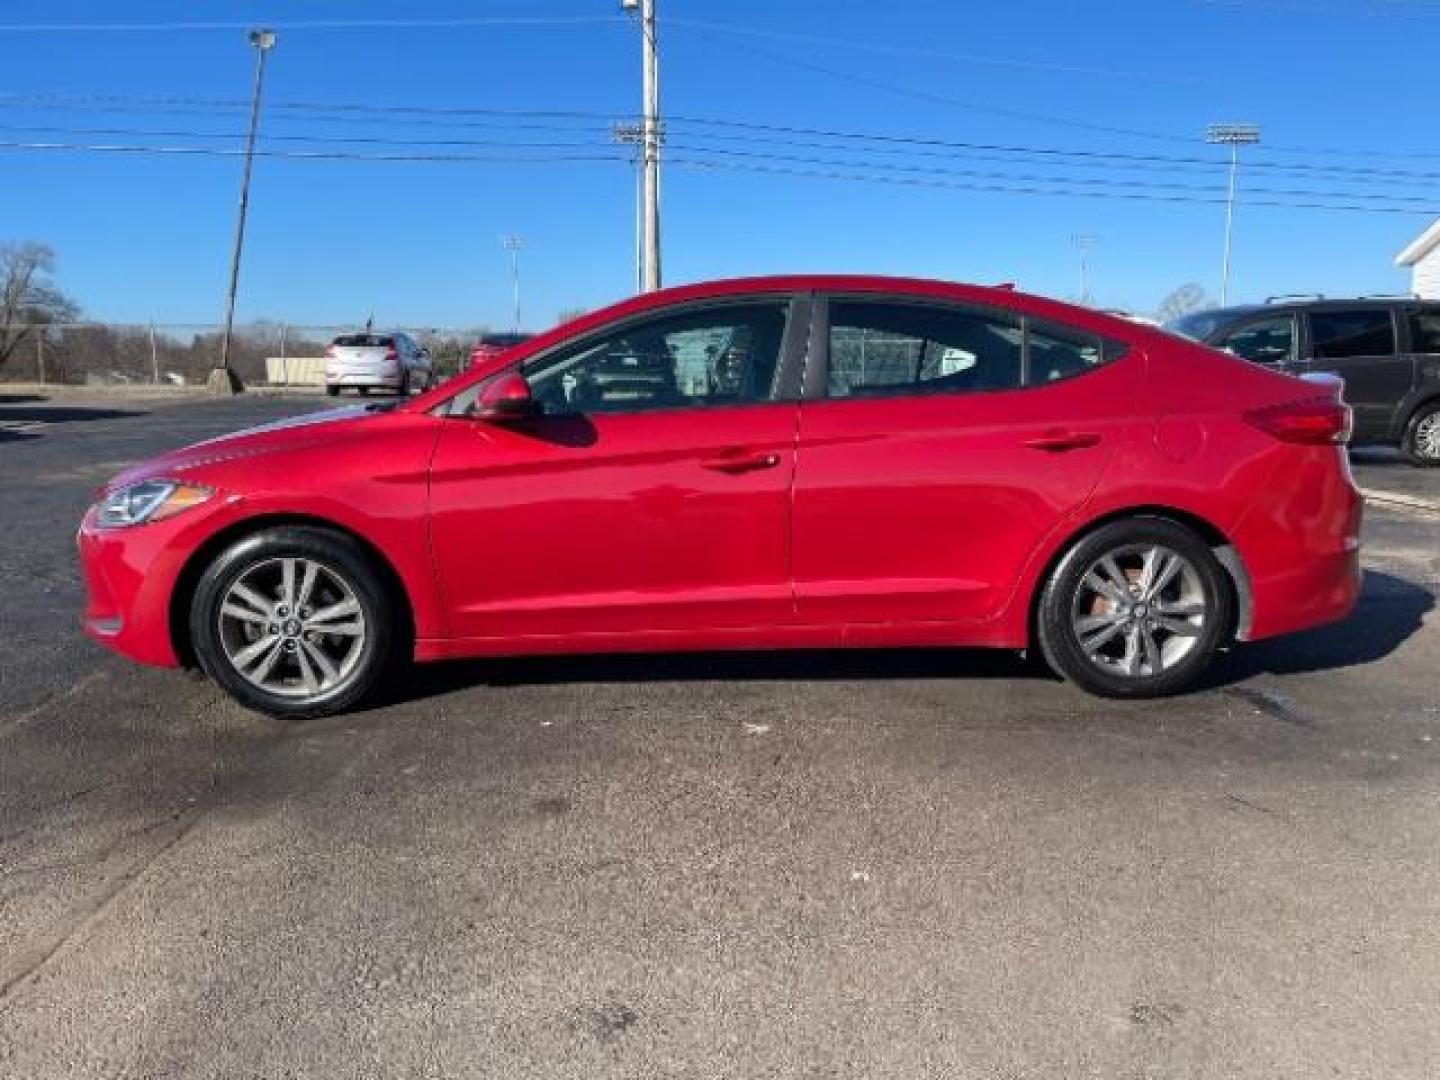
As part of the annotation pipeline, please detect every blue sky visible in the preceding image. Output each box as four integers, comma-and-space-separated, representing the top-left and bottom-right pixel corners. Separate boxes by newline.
1, 0, 1437, 329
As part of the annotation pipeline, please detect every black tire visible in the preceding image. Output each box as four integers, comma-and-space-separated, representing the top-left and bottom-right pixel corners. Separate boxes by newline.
1401, 401, 1440, 467
325, 385, 340, 398
189, 526, 400, 718
397, 370, 411, 397
1036, 517, 1233, 698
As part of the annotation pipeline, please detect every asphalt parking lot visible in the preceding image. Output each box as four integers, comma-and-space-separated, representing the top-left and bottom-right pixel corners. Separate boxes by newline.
3, 389, 1439, 1079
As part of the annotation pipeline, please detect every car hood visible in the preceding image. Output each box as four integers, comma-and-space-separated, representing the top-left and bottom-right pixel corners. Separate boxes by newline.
103, 404, 385, 491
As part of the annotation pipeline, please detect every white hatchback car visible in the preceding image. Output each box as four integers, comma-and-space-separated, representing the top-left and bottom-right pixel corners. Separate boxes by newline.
324, 332, 434, 396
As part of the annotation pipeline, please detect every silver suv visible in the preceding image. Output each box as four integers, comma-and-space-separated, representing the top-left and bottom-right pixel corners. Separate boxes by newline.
324, 332, 434, 397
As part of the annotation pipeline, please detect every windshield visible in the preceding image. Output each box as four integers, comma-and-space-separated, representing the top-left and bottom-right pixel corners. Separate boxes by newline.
1164, 311, 1229, 341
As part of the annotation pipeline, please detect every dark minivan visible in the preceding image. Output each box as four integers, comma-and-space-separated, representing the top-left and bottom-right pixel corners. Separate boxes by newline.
1169, 297, 1440, 465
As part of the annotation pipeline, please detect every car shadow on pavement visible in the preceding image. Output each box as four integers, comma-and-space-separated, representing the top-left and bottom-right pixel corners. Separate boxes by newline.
397, 645, 1038, 704
1208, 569, 1433, 686
393, 571, 1431, 706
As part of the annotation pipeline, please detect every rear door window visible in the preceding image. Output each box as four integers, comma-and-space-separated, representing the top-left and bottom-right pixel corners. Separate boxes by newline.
1214, 315, 1296, 364
826, 301, 1023, 398
1308, 310, 1396, 359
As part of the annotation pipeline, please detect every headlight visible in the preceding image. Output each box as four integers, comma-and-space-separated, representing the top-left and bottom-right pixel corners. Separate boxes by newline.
95, 480, 214, 529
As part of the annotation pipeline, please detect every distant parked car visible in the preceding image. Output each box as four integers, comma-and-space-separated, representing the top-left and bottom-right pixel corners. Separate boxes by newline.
324, 332, 433, 397
465, 332, 532, 375
80, 275, 1361, 717
1168, 296, 1440, 465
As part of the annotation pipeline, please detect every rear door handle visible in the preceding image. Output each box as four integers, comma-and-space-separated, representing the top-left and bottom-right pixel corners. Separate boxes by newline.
701, 449, 783, 473
1024, 429, 1101, 452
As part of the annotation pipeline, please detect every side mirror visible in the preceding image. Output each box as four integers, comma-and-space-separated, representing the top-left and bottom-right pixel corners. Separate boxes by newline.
471, 371, 537, 423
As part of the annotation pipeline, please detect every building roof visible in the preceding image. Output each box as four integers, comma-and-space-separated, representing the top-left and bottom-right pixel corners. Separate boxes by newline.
1396, 218, 1440, 267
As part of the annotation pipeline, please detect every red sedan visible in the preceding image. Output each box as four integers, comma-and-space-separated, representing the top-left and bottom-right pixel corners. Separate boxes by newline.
78, 276, 1361, 717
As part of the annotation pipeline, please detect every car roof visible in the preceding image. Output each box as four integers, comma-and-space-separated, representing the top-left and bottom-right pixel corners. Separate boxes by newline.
1205, 297, 1436, 322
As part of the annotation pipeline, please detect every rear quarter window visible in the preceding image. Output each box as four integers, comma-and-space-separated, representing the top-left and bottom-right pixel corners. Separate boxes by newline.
1409, 310, 1440, 354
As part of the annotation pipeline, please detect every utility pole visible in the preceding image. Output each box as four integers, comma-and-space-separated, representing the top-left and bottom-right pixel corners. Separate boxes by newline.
501, 235, 526, 333
210, 27, 276, 395
1206, 123, 1260, 307
612, 122, 645, 293
1071, 234, 1098, 307
623, 0, 662, 291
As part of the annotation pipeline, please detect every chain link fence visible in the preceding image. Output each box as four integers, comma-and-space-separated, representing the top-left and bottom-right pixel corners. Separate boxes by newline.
0, 322, 488, 387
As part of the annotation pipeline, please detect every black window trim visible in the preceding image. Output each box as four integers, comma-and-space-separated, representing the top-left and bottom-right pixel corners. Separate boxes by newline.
439, 292, 812, 418
806, 292, 1130, 402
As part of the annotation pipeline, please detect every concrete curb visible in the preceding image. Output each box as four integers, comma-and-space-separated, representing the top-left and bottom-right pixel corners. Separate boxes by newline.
1361, 487, 1440, 515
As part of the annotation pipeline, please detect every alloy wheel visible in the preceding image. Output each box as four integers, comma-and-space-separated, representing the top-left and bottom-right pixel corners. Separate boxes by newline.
216, 556, 368, 699
1416, 410, 1440, 461
1069, 543, 1206, 680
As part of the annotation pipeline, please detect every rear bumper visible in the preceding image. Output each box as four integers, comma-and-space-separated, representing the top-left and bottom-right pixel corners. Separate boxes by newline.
1234, 447, 1364, 641
325, 371, 403, 388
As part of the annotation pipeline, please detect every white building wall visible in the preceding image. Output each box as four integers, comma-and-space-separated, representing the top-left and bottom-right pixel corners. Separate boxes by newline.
1415, 248, 1440, 300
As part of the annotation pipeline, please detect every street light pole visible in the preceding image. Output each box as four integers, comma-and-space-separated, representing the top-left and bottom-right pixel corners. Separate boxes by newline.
210, 28, 276, 395
502, 235, 526, 333
1206, 123, 1260, 307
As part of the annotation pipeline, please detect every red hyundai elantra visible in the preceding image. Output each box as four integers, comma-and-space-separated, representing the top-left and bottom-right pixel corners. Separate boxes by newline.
78, 276, 1361, 717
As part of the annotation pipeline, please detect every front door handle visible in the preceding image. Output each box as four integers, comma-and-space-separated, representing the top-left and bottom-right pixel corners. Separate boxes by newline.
1024, 429, 1101, 452
701, 450, 782, 473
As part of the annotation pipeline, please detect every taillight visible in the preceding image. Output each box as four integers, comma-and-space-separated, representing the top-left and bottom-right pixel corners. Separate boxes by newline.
324, 344, 335, 357
386, 346, 399, 361
1244, 395, 1352, 445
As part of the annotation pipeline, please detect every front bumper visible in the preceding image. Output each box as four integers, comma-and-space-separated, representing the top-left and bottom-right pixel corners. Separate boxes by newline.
77, 504, 222, 668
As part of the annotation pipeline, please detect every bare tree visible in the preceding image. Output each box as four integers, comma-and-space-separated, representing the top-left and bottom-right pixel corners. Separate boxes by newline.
0, 242, 80, 371
1153, 283, 1212, 326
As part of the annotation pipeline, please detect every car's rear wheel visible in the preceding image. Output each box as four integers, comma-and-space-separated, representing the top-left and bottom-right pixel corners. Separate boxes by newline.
1402, 402, 1440, 467
398, 370, 411, 396
325, 385, 340, 397
190, 527, 398, 718
1036, 518, 1233, 698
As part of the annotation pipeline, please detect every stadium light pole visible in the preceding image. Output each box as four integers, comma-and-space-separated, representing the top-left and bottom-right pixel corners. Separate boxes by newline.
1206, 123, 1260, 307
502, 235, 526, 333
210, 27, 276, 395
1071, 234, 1098, 307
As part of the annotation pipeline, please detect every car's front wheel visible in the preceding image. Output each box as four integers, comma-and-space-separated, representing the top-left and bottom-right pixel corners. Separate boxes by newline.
1402, 401, 1440, 467
190, 526, 398, 717
1036, 518, 1233, 698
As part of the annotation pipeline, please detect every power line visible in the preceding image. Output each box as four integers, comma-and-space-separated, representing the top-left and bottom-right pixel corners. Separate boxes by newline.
0, 16, 627, 33
668, 156, 1440, 216
0, 140, 624, 164
1, 136, 1433, 214
5, 88, 1439, 165
662, 143, 1440, 205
